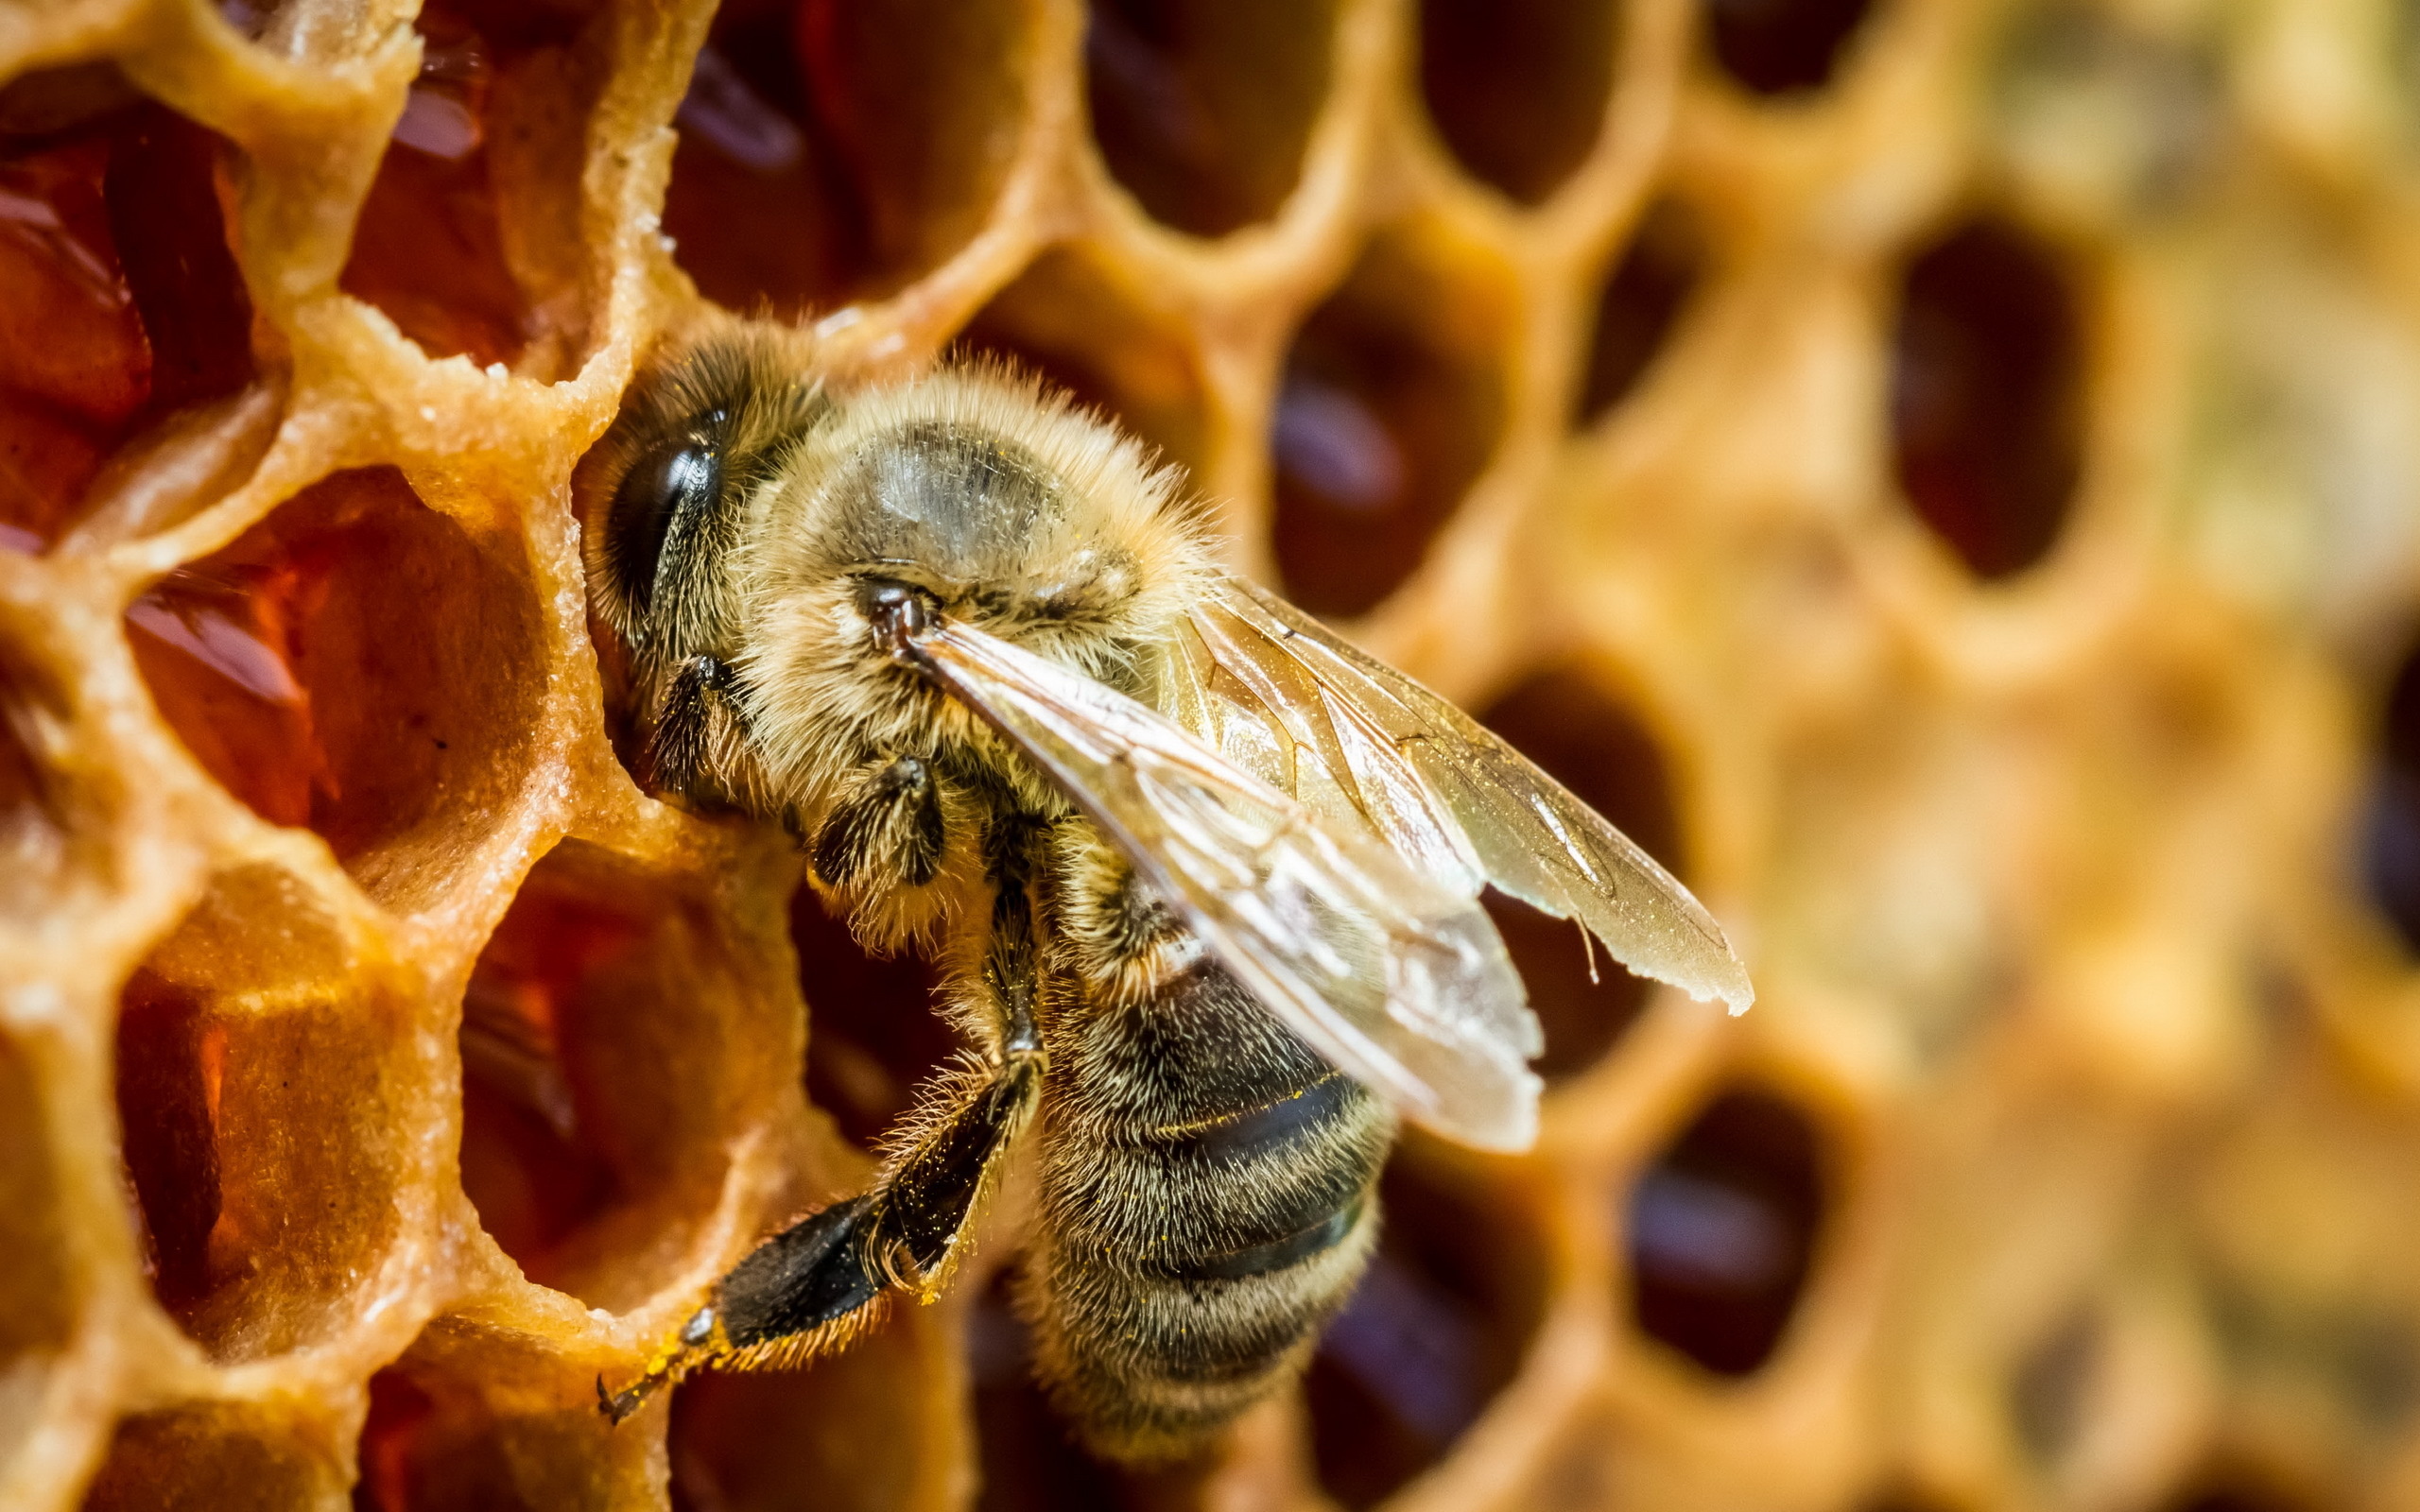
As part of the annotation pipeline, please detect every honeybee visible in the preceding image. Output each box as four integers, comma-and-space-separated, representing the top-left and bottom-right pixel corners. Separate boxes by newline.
580, 323, 1752, 1460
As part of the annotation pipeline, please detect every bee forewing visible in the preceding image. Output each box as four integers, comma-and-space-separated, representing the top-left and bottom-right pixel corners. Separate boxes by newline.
1186, 576, 1755, 1017
915, 619, 1544, 1153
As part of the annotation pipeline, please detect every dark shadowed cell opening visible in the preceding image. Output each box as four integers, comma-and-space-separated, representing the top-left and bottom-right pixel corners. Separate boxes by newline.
663, 0, 1029, 317
1703, 0, 1876, 96
1577, 200, 1705, 424
0, 69, 256, 550
2363, 630, 2420, 953
1270, 236, 1506, 618
1083, 0, 1335, 237
1477, 667, 1685, 1078
1889, 215, 2084, 580
791, 883, 954, 1151
1307, 1141, 1545, 1508
1626, 1088, 1824, 1376
1417, 0, 1617, 205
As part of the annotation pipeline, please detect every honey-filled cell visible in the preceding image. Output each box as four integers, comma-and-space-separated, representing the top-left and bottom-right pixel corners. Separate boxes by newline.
663, 0, 1032, 317
1307, 1136, 1547, 1509
1082, 0, 1336, 237
1270, 229, 1511, 618
1478, 666, 1685, 1080
1890, 215, 2085, 582
124, 467, 544, 912
459, 839, 788, 1311
340, 0, 602, 373
1417, 0, 1617, 205
112, 968, 419, 1362
0, 71, 256, 551
956, 247, 1210, 475
1624, 1087, 1826, 1378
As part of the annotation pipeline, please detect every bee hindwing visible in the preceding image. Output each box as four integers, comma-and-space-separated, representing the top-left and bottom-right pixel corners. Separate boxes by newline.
913, 619, 1543, 1153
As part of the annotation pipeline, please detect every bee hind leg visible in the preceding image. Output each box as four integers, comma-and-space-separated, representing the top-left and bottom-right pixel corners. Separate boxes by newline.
599, 817, 1047, 1423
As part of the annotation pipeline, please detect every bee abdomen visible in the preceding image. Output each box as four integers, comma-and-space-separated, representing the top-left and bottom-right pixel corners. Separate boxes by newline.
1027, 963, 1395, 1460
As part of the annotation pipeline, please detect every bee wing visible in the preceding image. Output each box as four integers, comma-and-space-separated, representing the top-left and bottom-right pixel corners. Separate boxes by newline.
1171, 575, 1754, 1017
914, 618, 1543, 1152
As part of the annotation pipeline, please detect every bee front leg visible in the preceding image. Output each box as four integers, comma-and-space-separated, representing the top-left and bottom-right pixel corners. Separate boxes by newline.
644, 653, 743, 799
600, 813, 1047, 1423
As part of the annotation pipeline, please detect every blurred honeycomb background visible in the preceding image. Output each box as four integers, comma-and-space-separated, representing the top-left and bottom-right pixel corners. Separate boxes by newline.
7, 0, 2420, 1506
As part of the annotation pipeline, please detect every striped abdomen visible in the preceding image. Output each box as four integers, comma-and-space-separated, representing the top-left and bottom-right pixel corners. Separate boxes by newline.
1024, 955, 1395, 1460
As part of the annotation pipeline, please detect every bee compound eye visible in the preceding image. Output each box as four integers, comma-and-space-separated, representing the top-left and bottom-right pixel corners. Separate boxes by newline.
608, 430, 723, 611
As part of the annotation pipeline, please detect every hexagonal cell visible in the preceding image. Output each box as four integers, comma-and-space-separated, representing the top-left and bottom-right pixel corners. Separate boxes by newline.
354, 1328, 648, 1512
1307, 1134, 1548, 1508
124, 467, 544, 913
339, 0, 600, 373
1082, 0, 1336, 237
1889, 215, 2085, 582
1417, 0, 1616, 205
1576, 199, 1706, 425
1701, 0, 1876, 97
668, 1310, 952, 1512
2361, 631, 2420, 953
113, 965, 419, 1361
663, 0, 1033, 318
956, 248, 1211, 475
0, 68, 258, 552
1624, 1086, 1826, 1378
1477, 666, 1685, 1080
0, 1032, 72, 1477
78, 1404, 337, 1512
1270, 230, 1510, 618
791, 883, 951, 1152
459, 839, 790, 1311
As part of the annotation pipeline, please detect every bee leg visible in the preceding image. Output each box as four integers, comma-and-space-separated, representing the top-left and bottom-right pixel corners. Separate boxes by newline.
643, 653, 741, 797
599, 814, 1046, 1423
810, 755, 946, 891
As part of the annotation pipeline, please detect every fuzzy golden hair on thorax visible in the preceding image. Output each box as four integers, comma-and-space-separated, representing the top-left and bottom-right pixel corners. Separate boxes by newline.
727, 360, 1215, 812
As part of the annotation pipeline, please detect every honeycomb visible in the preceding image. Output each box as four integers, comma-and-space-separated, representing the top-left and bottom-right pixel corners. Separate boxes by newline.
8, 0, 2420, 1506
